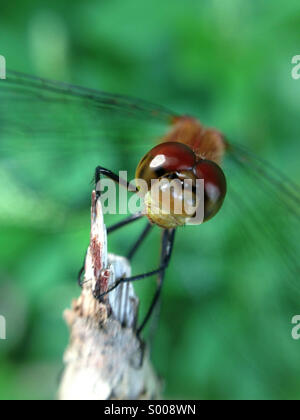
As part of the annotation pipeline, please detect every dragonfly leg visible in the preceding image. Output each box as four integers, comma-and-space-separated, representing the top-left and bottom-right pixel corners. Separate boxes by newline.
77, 167, 142, 288
97, 228, 176, 333
107, 213, 144, 235
77, 213, 144, 288
137, 229, 175, 335
94, 166, 137, 199
77, 259, 86, 288
137, 270, 166, 336
127, 222, 153, 261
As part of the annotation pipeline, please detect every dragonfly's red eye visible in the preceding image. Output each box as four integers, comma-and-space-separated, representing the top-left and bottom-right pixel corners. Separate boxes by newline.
136, 142, 226, 228
136, 142, 196, 186
194, 160, 227, 222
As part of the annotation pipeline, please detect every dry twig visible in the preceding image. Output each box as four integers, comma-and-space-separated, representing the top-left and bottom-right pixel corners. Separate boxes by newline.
58, 192, 161, 400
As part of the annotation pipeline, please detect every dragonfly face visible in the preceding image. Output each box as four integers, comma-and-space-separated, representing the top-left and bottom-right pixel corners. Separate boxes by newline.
135, 115, 228, 228
136, 140, 227, 228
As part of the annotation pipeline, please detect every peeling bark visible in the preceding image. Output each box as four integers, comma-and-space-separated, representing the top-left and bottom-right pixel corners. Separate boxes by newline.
58, 192, 161, 400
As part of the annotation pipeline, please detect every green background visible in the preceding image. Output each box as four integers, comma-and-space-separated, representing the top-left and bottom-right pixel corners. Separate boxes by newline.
0, 0, 300, 400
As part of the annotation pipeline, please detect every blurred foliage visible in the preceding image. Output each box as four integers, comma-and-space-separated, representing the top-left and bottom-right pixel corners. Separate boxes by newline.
0, 0, 300, 400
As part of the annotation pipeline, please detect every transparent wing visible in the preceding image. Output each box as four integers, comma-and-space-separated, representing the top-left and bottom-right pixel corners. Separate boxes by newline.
174, 141, 300, 389
223, 142, 300, 305
4, 70, 175, 120
0, 71, 176, 230
0, 70, 176, 160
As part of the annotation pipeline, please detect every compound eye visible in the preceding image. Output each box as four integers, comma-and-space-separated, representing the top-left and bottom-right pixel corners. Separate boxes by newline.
136, 142, 196, 186
194, 160, 227, 222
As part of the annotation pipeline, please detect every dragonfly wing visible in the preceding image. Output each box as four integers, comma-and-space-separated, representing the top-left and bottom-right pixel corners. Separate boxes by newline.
0, 71, 176, 225
223, 142, 300, 302
0, 71, 175, 158
4, 70, 175, 122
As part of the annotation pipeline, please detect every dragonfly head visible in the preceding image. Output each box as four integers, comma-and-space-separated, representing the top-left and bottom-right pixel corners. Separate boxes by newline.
136, 142, 227, 229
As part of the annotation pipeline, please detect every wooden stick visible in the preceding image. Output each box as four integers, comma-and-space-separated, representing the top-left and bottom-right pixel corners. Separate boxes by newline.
58, 192, 161, 400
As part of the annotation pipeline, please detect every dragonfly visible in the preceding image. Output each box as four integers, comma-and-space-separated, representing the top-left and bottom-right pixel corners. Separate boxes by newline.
0, 70, 299, 335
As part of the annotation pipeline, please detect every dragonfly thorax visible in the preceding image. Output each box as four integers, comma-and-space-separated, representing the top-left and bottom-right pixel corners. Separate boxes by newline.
165, 116, 228, 166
